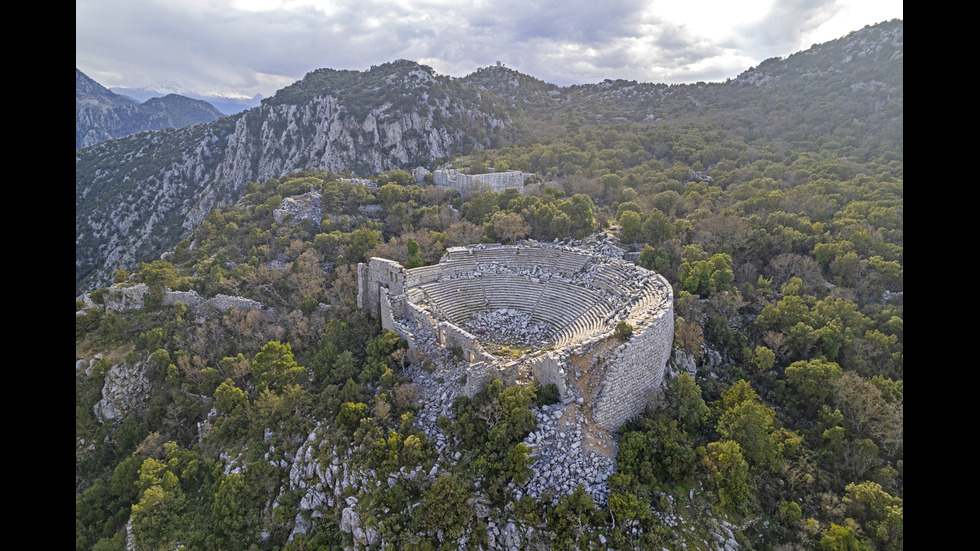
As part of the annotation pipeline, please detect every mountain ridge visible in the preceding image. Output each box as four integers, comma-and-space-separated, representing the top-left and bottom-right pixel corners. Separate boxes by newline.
110, 85, 263, 116
76, 61, 520, 295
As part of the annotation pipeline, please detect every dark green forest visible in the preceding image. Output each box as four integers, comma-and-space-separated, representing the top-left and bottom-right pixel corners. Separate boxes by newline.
77, 21, 901, 551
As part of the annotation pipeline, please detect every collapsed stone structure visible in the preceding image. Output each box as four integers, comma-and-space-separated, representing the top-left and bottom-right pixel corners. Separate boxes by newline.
80, 283, 275, 320
432, 168, 539, 199
357, 241, 673, 431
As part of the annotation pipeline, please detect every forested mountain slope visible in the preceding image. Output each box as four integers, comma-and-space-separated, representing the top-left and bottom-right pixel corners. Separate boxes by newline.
77, 22, 902, 551
76, 69, 225, 149
76, 148, 902, 550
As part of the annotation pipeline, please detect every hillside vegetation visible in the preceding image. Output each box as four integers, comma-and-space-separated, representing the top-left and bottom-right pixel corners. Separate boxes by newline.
76, 20, 902, 551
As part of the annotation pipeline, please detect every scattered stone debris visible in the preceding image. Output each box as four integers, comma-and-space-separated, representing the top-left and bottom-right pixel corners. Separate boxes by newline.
461, 308, 552, 351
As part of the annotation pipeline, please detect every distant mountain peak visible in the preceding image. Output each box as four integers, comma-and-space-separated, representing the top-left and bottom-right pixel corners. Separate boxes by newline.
76, 69, 135, 108
76, 69, 225, 149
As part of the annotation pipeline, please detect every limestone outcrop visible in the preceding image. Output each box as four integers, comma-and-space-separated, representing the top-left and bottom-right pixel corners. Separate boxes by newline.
274, 189, 323, 225
91, 357, 153, 423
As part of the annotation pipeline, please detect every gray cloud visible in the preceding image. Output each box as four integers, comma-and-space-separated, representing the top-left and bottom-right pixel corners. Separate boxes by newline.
499, 0, 648, 43
730, 0, 843, 58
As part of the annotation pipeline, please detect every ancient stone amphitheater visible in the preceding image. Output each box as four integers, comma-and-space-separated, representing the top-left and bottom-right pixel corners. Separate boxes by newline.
358, 241, 674, 431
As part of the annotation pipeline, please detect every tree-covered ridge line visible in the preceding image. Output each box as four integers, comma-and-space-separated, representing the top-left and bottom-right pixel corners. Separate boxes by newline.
78, 94, 900, 550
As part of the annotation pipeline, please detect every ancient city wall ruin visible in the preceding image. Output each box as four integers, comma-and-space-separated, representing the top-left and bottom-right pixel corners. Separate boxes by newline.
432, 168, 538, 198
357, 242, 674, 431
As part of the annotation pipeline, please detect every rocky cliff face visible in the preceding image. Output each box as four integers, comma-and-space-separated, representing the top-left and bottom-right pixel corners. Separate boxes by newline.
76, 61, 519, 295
76, 69, 139, 148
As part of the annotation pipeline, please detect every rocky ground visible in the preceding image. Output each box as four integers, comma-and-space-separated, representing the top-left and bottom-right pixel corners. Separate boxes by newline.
401, 323, 618, 506
461, 308, 552, 352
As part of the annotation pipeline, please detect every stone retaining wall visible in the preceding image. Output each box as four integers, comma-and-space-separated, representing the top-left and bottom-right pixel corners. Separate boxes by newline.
591, 305, 674, 429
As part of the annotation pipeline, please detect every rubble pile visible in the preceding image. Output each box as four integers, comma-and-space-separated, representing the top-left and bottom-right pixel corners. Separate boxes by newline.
461, 308, 551, 350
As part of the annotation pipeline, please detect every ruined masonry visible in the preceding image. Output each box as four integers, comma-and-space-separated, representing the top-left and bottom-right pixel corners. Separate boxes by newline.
432, 168, 538, 199
357, 241, 674, 432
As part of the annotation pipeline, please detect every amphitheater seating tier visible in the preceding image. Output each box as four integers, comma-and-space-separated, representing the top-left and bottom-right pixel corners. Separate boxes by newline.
407, 245, 664, 348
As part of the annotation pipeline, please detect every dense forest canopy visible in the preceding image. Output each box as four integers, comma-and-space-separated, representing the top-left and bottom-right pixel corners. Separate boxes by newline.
77, 20, 901, 551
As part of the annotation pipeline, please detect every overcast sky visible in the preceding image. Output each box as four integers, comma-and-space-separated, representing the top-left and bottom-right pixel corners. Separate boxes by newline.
76, 0, 902, 100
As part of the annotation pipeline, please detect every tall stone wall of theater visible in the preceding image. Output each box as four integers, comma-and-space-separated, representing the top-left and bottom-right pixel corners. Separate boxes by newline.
377, 287, 412, 345
592, 301, 675, 431
357, 258, 407, 318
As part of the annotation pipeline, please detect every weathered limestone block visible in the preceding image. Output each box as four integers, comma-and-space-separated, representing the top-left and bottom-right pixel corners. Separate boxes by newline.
273, 190, 323, 225
101, 283, 151, 311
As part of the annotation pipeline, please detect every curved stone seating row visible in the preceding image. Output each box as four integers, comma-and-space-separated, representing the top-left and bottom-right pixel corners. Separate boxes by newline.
531, 279, 612, 344
451, 245, 592, 278
534, 280, 590, 318
551, 250, 592, 274
539, 249, 591, 275
419, 270, 620, 346
421, 275, 546, 325
551, 302, 614, 349
481, 274, 545, 312
420, 280, 485, 323
586, 263, 633, 292
397, 243, 669, 353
